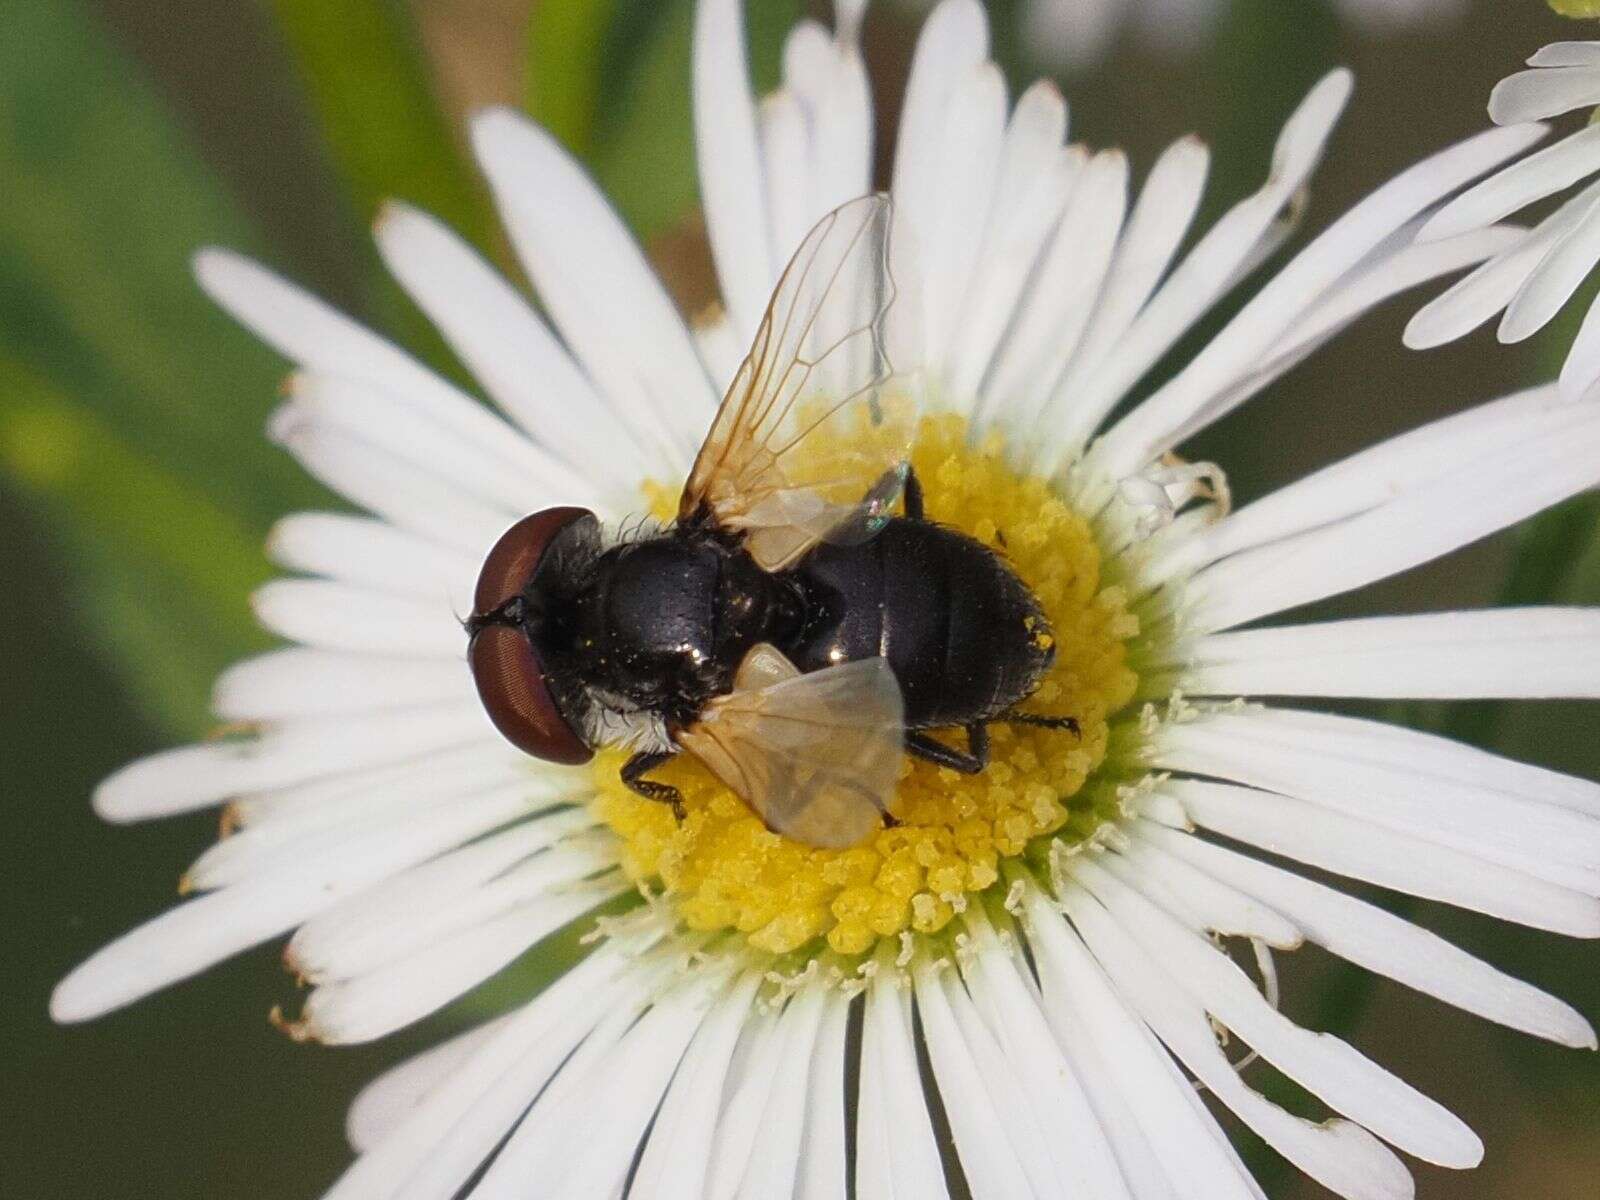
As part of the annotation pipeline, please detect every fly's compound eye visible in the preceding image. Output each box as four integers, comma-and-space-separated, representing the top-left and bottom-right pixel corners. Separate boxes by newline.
468, 508, 595, 765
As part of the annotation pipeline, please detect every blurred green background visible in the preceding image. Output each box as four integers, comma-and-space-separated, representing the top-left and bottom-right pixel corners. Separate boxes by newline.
3, 0, 1597, 1196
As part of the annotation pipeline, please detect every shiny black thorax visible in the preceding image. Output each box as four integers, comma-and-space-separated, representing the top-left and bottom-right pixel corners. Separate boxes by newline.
533, 509, 1054, 736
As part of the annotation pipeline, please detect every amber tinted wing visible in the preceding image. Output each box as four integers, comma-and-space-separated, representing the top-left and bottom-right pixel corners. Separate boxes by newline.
678, 645, 906, 849
680, 194, 923, 571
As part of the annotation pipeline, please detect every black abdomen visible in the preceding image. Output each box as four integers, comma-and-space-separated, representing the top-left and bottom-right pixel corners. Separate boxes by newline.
786, 520, 1052, 729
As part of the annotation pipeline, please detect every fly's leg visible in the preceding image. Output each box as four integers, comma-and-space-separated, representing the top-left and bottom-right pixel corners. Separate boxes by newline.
903, 466, 925, 522
1002, 711, 1081, 737
621, 750, 686, 822
905, 723, 989, 774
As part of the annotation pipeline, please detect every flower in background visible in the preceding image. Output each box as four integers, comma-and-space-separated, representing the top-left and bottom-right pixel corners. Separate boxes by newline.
53, 1, 1600, 1198
1019, 0, 1465, 73
1408, 39, 1600, 402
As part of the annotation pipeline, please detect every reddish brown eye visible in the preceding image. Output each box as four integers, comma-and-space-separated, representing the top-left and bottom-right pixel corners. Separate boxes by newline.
473, 506, 593, 617
469, 507, 596, 766
470, 625, 592, 764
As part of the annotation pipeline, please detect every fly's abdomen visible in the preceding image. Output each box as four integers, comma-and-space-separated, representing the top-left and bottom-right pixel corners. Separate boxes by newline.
788, 521, 1052, 729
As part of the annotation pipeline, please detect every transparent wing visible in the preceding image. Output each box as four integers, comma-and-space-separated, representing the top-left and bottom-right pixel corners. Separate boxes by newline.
678, 644, 906, 849
680, 194, 924, 571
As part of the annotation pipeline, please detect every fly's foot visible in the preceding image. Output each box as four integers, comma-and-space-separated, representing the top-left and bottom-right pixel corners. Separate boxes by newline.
621, 750, 686, 821
1003, 711, 1081, 737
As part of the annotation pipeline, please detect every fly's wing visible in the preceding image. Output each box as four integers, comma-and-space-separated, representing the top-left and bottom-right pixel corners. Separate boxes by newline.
679, 194, 923, 571
678, 644, 906, 849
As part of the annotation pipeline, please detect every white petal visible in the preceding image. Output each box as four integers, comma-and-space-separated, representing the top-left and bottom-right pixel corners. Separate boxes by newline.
373, 201, 653, 492
1500, 191, 1600, 341
1177, 608, 1600, 701
330, 942, 641, 1200
706, 1002, 786, 1198
1059, 878, 1415, 1200
1155, 777, 1600, 937
695, 0, 772, 345
346, 1015, 514, 1153
52, 782, 539, 1022
273, 420, 510, 556
471, 108, 713, 470
1140, 823, 1597, 1049
1067, 857, 1483, 1169
1422, 124, 1600, 241
857, 960, 949, 1199
1527, 42, 1600, 69
1046, 133, 1210, 458
1559, 271, 1600, 400
959, 912, 1133, 1197
213, 648, 470, 721
759, 89, 812, 275
1095, 121, 1547, 478
947, 81, 1073, 399
795, 985, 852, 1200
266, 512, 478, 608
287, 817, 601, 982
783, 19, 873, 218
1105, 837, 1303, 948
1053, 73, 1349, 467
1021, 885, 1261, 1199
251, 578, 463, 657
630, 970, 764, 1200
1490, 68, 1600, 125
1184, 410, 1600, 632
733, 983, 830, 1197
1155, 707, 1600, 887
93, 701, 496, 822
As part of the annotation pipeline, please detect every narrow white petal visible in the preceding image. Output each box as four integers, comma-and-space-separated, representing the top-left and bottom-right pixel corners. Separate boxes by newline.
1047, 133, 1210, 457
759, 89, 813, 274
273, 421, 511, 556
1022, 886, 1261, 1199
470, 108, 713, 470
1185, 410, 1600, 631
301, 882, 621, 1044
266, 513, 478, 608
288, 817, 601, 982
1527, 42, 1600, 69
735, 984, 830, 1197
947, 81, 1073, 399
1053, 74, 1348, 465
346, 1015, 513, 1153
1105, 838, 1303, 948
1096, 121, 1547, 476
251, 578, 463, 658
1489, 67, 1600, 125
373, 202, 653, 491
93, 701, 496, 822
960, 912, 1132, 1197
1156, 778, 1600, 936
1061, 879, 1415, 1200
984, 149, 1127, 433
795, 985, 852, 1200
695, 0, 772, 345
1068, 857, 1483, 1169
52, 783, 541, 1022
704, 1003, 787, 1199
892, 0, 989, 275
630, 970, 764, 1200
1500, 193, 1600, 341
333, 942, 643, 1200
213, 648, 470, 721
781, 20, 873, 220
1178, 608, 1600, 701
1559, 273, 1600, 400
1422, 124, 1600, 241
1155, 708, 1600, 885
857, 961, 949, 1199
923, 62, 1008, 377
1141, 823, 1598, 1048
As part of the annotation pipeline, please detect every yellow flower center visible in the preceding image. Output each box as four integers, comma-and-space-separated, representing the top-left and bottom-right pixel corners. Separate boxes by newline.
592, 415, 1139, 958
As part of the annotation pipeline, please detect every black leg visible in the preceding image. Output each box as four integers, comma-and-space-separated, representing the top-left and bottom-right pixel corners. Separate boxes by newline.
905, 724, 989, 774
1002, 711, 1081, 737
622, 750, 685, 821
903, 466, 925, 522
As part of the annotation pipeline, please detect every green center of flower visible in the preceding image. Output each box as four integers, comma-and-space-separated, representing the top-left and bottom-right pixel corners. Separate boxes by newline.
591, 415, 1141, 957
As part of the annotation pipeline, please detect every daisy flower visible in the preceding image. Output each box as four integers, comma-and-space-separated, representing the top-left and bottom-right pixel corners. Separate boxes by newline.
1408, 38, 1600, 402
1015, 0, 1465, 74
53, 1, 1600, 1198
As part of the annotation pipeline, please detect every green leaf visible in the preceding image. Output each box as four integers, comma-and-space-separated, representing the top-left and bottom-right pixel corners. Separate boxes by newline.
267, 0, 493, 249
528, 0, 799, 244
0, 361, 271, 736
